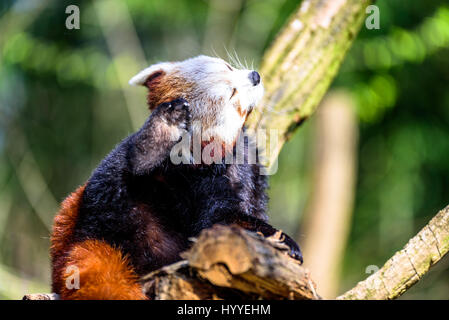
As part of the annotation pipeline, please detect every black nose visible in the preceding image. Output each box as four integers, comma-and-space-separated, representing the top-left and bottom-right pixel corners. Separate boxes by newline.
249, 71, 261, 86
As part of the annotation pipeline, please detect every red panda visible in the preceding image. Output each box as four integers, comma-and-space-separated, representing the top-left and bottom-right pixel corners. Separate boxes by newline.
51, 55, 302, 300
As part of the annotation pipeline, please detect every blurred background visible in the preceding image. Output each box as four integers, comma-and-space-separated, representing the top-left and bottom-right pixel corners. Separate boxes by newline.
0, 0, 448, 299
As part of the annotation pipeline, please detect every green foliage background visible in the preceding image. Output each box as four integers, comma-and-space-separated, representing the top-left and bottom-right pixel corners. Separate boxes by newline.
0, 0, 448, 299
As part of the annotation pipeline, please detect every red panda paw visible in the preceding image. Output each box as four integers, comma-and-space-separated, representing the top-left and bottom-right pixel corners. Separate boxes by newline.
158, 98, 191, 131
281, 233, 303, 264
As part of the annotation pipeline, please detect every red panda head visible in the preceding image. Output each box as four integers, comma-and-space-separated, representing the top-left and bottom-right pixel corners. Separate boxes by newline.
129, 55, 264, 147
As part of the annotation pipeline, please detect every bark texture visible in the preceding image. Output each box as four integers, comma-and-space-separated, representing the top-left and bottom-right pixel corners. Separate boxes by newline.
142, 225, 320, 300
247, 0, 371, 170
22, 293, 59, 300
338, 205, 449, 300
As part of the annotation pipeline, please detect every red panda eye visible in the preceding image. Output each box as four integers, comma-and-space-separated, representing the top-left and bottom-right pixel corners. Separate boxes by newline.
225, 64, 233, 71
230, 88, 237, 99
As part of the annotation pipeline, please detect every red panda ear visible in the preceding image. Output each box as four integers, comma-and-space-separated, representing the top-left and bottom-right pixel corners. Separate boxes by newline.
128, 62, 173, 88
142, 70, 164, 88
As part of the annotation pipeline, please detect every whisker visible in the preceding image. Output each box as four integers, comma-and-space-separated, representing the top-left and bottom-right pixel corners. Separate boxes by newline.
231, 52, 240, 69
211, 46, 221, 60
225, 47, 237, 68
233, 49, 244, 69
244, 57, 249, 70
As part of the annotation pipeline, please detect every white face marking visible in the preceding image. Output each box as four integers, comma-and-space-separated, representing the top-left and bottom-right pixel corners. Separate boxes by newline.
209, 105, 246, 145
130, 55, 264, 145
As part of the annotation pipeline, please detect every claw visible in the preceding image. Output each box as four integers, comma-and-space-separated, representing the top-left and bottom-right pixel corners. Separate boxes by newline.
171, 98, 189, 110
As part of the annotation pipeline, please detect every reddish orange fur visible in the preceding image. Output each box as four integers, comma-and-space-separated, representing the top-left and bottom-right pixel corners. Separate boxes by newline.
200, 137, 235, 160
146, 71, 194, 110
51, 185, 85, 293
59, 240, 147, 300
234, 100, 247, 118
51, 185, 146, 300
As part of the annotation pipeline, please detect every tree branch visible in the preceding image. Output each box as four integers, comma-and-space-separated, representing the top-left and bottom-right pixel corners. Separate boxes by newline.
142, 225, 320, 300
338, 205, 449, 300
247, 0, 372, 170
23, 293, 59, 300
